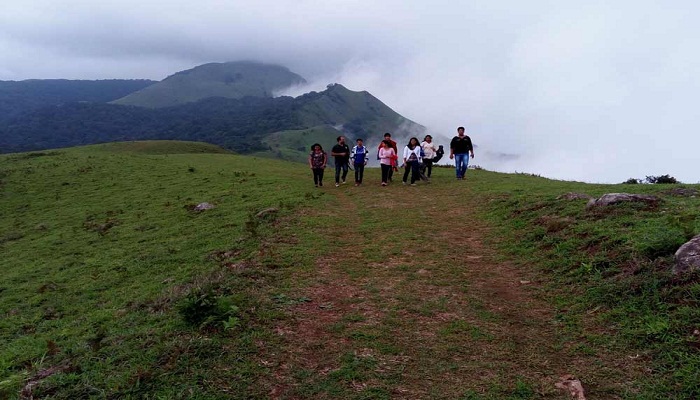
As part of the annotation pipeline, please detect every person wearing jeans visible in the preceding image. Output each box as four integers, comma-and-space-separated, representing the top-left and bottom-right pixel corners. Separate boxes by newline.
449, 126, 474, 180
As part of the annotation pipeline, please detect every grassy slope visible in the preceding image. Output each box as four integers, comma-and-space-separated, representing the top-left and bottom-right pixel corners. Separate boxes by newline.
0, 141, 328, 398
1, 143, 698, 399
253, 125, 342, 163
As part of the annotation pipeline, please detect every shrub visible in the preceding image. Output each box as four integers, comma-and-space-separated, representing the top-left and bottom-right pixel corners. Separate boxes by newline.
177, 289, 240, 330
622, 178, 640, 184
645, 174, 678, 184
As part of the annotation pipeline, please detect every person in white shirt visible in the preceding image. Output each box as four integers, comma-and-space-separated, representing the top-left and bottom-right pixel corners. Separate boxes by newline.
402, 137, 423, 186
421, 135, 438, 179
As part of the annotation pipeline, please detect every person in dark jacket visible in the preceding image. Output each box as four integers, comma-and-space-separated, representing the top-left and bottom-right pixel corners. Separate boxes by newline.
331, 136, 351, 187
449, 126, 474, 180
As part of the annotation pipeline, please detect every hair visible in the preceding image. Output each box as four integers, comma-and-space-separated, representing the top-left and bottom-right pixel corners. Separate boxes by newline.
310, 143, 323, 151
424, 135, 432, 141
381, 139, 392, 148
407, 137, 419, 149
384, 132, 392, 138
457, 126, 465, 132
356, 138, 363, 142
336, 136, 344, 142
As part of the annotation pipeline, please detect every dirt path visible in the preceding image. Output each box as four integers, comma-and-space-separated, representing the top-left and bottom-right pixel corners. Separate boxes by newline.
264, 182, 642, 399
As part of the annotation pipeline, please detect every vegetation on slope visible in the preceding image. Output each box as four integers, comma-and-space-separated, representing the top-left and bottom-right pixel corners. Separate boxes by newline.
1, 142, 698, 398
0, 79, 155, 122
0, 84, 424, 158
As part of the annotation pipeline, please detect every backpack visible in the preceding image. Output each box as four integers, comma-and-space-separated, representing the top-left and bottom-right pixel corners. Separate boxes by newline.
433, 145, 445, 163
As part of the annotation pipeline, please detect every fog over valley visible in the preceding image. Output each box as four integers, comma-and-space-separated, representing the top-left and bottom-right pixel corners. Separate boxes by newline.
2, 0, 698, 183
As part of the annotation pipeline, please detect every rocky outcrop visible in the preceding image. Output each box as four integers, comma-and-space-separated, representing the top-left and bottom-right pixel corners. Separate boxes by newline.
586, 193, 660, 209
557, 192, 593, 201
673, 235, 700, 275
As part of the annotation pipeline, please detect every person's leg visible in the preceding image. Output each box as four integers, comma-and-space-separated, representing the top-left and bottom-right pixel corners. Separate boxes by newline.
341, 163, 349, 183
426, 160, 433, 178
354, 165, 360, 183
388, 163, 394, 181
381, 164, 389, 184
462, 154, 470, 178
403, 163, 410, 183
335, 163, 341, 185
313, 169, 319, 185
357, 165, 364, 184
410, 161, 420, 184
454, 154, 465, 178
318, 169, 324, 186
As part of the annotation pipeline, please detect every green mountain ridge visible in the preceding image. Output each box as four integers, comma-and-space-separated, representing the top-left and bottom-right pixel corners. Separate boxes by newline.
0, 79, 156, 121
0, 83, 425, 158
112, 61, 306, 108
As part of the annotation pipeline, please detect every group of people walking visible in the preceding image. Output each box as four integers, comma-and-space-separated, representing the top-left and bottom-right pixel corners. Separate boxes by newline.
308, 127, 474, 187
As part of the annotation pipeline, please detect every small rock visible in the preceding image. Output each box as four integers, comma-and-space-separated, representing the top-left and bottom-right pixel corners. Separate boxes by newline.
194, 202, 215, 211
586, 193, 660, 209
519, 280, 531, 285
673, 234, 700, 275
555, 375, 586, 400
557, 192, 593, 201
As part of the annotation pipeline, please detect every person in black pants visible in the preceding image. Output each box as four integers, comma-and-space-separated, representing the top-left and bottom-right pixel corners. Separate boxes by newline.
402, 137, 422, 185
351, 138, 369, 186
331, 136, 350, 187
308, 143, 327, 187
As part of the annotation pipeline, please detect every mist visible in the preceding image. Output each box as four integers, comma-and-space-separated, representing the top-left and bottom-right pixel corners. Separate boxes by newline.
2, 0, 698, 183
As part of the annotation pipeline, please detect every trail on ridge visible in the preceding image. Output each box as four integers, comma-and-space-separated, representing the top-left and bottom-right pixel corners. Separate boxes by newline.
262, 180, 643, 399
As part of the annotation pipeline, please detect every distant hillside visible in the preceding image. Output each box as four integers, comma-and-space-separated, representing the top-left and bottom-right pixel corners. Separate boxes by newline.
0, 84, 425, 157
112, 62, 306, 108
0, 79, 155, 121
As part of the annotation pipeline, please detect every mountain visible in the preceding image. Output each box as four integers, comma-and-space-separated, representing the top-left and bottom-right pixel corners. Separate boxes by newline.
0, 79, 155, 121
112, 61, 306, 108
0, 84, 425, 157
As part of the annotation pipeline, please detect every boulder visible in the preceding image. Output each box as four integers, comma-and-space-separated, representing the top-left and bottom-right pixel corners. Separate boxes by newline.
557, 192, 593, 201
586, 193, 660, 209
673, 235, 700, 275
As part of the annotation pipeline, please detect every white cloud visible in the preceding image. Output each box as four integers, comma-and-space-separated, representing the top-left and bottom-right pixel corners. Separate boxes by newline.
1, 0, 699, 182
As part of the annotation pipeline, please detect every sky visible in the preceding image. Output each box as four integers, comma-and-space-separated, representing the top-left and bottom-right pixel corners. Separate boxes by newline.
1, 0, 698, 183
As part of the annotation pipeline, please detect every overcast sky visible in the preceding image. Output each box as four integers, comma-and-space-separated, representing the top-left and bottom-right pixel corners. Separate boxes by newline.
2, 0, 698, 183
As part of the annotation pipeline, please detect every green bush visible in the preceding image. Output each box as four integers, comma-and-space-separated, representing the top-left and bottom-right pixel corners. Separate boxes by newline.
177, 289, 240, 330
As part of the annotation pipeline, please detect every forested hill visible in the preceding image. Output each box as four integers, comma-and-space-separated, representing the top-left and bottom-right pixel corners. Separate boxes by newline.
0, 84, 425, 155
0, 79, 155, 121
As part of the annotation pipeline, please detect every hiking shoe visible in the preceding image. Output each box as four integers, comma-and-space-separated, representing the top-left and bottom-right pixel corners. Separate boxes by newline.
335, 183, 340, 187
381, 182, 387, 186
410, 183, 416, 186
402, 181, 407, 185
341, 180, 346, 184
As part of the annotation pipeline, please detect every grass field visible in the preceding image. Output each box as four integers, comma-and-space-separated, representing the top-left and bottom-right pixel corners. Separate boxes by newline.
1, 141, 698, 399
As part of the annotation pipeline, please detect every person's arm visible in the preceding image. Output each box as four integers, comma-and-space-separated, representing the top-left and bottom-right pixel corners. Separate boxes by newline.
322, 152, 327, 168
467, 137, 475, 158
350, 146, 357, 162
308, 154, 314, 169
